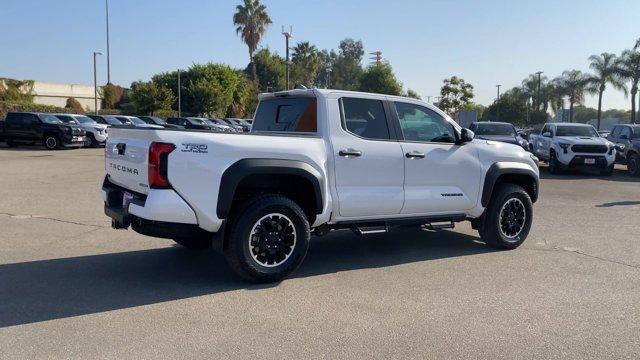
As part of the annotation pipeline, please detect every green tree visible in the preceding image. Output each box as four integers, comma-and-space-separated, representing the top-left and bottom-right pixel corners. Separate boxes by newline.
572, 105, 598, 123
315, 49, 338, 88
233, 0, 272, 82
291, 41, 319, 87
586, 53, 627, 130
65, 97, 84, 112
438, 76, 474, 116
251, 48, 285, 91
129, 81, 175, 115
483, 88, 527, 124
553, 70, 590, 122
358, 62, 402, 96
522, 73, 548, 111
405, 89, 421, 100
227, 72, 258, 118
183, 63, 239, 117
331, 38, 364, 90
102, 83, 124, 109
618, 49, 640, 123
0, 78, 34, 102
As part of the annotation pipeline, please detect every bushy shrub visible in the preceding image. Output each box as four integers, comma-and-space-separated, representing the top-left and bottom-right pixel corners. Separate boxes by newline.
65, 97, 84, 112
102, 83, 125, 109
1, 101, 83, 120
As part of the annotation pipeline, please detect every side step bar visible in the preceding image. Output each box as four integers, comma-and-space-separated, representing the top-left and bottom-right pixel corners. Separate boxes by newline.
352, 225, 388, 235
423, 221, 455, 231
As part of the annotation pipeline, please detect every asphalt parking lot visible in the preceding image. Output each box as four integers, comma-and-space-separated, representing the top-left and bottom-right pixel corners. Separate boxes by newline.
1, 145, 639, 359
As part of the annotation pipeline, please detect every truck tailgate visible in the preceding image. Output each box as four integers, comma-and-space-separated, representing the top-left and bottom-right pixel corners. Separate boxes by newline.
105, 128, 159, 194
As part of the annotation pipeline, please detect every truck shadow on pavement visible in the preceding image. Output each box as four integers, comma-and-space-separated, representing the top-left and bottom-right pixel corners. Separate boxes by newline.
0, 228, 491, 328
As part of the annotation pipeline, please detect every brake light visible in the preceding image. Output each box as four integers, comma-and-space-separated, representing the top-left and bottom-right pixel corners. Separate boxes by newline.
148, 142, 175, 188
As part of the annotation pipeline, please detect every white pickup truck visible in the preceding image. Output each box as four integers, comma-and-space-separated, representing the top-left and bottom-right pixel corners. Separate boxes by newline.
530, 123, 616, 175
102, 89, 539, 282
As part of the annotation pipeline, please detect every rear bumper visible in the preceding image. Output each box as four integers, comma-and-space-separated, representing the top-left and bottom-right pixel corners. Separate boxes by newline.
102, 177, 198, 230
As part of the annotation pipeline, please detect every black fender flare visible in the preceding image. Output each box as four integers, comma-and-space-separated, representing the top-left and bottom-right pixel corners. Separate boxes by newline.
482, 162, 539, 207
217, 158, 324, 219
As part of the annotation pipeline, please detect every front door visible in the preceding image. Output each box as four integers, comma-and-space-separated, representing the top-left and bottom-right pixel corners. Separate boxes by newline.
332, 97, 405, 218
393, 101, 481, 214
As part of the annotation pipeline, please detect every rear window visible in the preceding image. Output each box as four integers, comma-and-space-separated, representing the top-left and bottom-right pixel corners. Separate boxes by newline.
252, 97, 317, 133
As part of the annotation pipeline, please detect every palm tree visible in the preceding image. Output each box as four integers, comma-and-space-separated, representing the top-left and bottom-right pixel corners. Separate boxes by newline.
554, 70, 589, 122
233, 0, 272, 82
618, 50, 640, 123
586, 53, 627, 130
521, 73, 547, 111
291, 41, 319, 86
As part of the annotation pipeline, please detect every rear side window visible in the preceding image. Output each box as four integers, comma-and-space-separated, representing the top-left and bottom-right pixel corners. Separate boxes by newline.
252, 97, 317, 132
340, 98, 390, 140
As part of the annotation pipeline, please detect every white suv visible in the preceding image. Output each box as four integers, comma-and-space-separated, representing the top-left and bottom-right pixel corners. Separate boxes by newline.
55, 114, 108, 147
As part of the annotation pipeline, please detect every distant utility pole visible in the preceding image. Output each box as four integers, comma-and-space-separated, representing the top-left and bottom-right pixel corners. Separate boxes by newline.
177, 69, 182, 117
105, 0, 111, 84
325, 67, 332, 89
495, 84, 501, 122
93, 51, 103, 115
369, 51, 382, 64
535, 71, 543, 110
282, 26, 293, 90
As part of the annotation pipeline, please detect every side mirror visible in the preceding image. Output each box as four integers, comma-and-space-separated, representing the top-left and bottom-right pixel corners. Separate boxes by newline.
456, 128, 475, 144
543, 132, 551, 137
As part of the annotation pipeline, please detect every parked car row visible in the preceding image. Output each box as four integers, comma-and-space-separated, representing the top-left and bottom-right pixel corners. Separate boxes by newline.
471, 121, 639, 177
1, 112, 254, 150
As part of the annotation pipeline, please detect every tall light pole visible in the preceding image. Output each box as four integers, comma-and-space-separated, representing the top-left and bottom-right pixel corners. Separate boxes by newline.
325, 67, 332, 89
495, 84, 501, 122
93, 52, 103, 115
535, 71, 543, 110
177, 69, 182, 117
105, 0, 111, 84
282, 26, 293, 90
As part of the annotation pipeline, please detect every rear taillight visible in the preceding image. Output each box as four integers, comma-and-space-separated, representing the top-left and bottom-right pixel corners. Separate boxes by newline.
148, 142, 175, 188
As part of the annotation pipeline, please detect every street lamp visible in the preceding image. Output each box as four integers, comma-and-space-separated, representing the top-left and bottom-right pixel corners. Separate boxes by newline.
495, 84, 501, 122
93, 51, 103, 115
177, 69, 182, 117
105, 0, 111, 84
535, 71, 543, 110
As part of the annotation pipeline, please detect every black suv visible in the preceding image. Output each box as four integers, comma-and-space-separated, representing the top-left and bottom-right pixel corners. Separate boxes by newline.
607, 124, 640, 176
0, 112, 85, 150
166, 117, 214, 130
137, 116, 184, 129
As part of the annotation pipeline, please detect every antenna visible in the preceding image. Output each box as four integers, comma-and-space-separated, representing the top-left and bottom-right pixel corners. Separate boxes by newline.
369, 51, 382, 64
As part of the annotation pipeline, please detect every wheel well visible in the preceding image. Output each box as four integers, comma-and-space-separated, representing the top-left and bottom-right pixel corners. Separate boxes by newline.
229, 173, 319, 224
494, 174, 538, 203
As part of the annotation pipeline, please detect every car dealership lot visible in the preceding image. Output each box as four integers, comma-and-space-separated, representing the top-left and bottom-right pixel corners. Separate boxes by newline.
1, 146, 639, 359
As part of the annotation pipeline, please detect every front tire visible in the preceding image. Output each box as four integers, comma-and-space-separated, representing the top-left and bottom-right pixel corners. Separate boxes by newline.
43, 135, 60, 150
480, 184, 533, 250
548, 151, 561, 174
224, 194, 310, 283
628, 154, 640, 177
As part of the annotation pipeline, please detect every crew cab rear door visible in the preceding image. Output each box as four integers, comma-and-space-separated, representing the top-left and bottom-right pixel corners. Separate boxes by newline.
331, 97, 405, 217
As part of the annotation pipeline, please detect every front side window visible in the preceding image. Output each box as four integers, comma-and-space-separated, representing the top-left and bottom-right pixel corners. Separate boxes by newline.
395, 102, 455, 143
620, 127, 632, 139
631, 126, 640, 139
40, 114, 62, 124
341, 97, 389, 140
253, 97, 317, 133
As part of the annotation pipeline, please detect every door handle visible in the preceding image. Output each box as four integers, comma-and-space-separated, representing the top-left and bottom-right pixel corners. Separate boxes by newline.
339, 148, 362, 157
405, 151, 425, 159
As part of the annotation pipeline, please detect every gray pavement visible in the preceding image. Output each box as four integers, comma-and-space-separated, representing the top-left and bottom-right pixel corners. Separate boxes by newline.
1, 145, 639, 359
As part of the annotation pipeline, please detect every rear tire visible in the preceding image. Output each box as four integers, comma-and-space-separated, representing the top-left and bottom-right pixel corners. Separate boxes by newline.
480, 183, 533, 250
43, 135, 60, 150
224, 194, 310, 283
628, 154, 640, 177
173, 237, 212, 250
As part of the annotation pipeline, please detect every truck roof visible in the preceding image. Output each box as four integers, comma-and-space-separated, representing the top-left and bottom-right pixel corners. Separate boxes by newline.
547, 122, 593, 127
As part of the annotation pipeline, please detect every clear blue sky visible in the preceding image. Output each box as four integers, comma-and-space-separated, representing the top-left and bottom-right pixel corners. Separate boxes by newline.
1, 0, 638, 110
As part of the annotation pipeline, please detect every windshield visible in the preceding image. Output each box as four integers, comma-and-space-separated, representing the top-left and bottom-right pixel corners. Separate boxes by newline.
127, 117, 145, 125
474, 123, 515, 136
74, 116, 96, 124
189, 118, 206, 125
106, 116, 124, 125
41, 115, 63, 124
556, 125, 598, 137
115, 117, 133, 125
